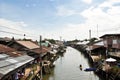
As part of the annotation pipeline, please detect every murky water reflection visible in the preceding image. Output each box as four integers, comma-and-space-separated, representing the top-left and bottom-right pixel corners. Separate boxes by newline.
43, 47, 102, 80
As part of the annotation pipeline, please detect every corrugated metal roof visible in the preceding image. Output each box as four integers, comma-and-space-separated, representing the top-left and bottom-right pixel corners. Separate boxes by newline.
94, 41, 104, 46
0, 55, 34, 78
0, 44, 35, 79
0, 54, 9, 59
87, 41, 105, 51
0, 44, 23, 57
100, 34, 120, 38
0, 44, 14, 52
16, 41, 40, 49
31, 46, 51, 54
77, 41, 89, 45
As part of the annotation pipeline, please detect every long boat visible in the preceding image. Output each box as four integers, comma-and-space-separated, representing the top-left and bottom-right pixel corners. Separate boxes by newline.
84, 68, 96, 71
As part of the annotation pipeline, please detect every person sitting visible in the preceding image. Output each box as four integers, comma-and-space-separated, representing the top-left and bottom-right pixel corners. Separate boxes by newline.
80, 64, 82, 70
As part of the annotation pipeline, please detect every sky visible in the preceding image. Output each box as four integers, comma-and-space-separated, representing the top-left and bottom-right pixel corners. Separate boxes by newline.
0, 0, 120, 41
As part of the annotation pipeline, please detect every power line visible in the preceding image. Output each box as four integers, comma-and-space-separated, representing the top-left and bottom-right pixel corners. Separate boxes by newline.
0, 30, 38, 38
0, 30, 24, 36
0, 25, 39, 37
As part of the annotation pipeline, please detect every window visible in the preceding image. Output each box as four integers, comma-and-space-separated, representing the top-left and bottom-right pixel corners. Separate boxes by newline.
113, 39, 117, 44
118, 40, 120, 44
103, 40, 107, 44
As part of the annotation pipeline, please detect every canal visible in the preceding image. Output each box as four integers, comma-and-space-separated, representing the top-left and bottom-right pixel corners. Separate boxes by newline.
43, 47, 102, 80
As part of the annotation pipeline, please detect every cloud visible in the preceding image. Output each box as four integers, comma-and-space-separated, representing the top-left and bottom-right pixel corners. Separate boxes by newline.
0, 18, 27, 29
56, 6, 77, 16
0, 18, 45, 40
52, 0, 120, 40
61, 23, 89, 40
79, 0, 120, 38
44, 23, 91, 40
82, 0, 92, 4
46, 0, 120, 40
1, 0, 120, 41
0, 18, 31, 39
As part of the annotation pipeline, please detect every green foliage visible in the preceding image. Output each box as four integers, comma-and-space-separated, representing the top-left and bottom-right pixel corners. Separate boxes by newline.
89, 37, 98, 43
110, 66, 120, 74
45, 39, 56, 44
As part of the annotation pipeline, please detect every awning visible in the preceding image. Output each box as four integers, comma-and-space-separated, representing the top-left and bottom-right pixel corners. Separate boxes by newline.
105, 57, 116, 62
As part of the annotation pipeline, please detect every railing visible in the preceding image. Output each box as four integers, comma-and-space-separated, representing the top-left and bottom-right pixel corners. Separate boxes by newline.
109, 52, 120, 57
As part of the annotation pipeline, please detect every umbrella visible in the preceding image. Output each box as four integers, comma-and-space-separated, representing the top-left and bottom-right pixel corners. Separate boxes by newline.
105, 57, 116, 62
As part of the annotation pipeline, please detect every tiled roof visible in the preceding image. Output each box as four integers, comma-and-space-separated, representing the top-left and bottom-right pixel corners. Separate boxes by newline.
0, 44, 23, 57
16, 41, 40, 49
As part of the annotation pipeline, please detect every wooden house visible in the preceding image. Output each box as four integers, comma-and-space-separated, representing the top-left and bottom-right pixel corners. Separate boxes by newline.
8, 40, 51, 59
0, 44, 35, 80
100, 34, 120, 52
0, 37, 12, 45
89, 40, 106, 55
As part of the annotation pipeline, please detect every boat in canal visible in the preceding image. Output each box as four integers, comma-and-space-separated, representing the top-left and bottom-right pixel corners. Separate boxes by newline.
43, 47, 102, 80
84, 68, 97, 71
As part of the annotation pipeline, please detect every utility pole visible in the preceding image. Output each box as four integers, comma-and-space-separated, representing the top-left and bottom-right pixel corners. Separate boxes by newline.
40, 35, 43, 80
89, 30, 92, 55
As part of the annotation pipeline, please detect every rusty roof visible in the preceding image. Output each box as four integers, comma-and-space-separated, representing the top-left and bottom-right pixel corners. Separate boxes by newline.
31, 46, 51, 54
0, 44, 23, 57
16, 41, 40, 49
0, 44, 34, 79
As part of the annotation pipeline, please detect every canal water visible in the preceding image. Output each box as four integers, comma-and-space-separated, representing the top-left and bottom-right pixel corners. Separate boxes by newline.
43, 47, 102, 80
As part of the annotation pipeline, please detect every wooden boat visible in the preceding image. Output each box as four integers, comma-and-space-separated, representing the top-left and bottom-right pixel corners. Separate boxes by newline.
84, 68, 96, 71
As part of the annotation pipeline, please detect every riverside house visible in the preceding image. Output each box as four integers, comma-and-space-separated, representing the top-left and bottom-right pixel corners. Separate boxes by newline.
86, 40, 106, 63
7, 40, 55, 74
0, 37, 12, 45
0, 44, 34, 80
8, 40, 51, 59
100, 34, 120, 58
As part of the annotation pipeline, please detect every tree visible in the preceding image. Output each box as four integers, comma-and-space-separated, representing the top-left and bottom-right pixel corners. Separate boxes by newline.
45, 39, 56, 44
89, 37, 98, 43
